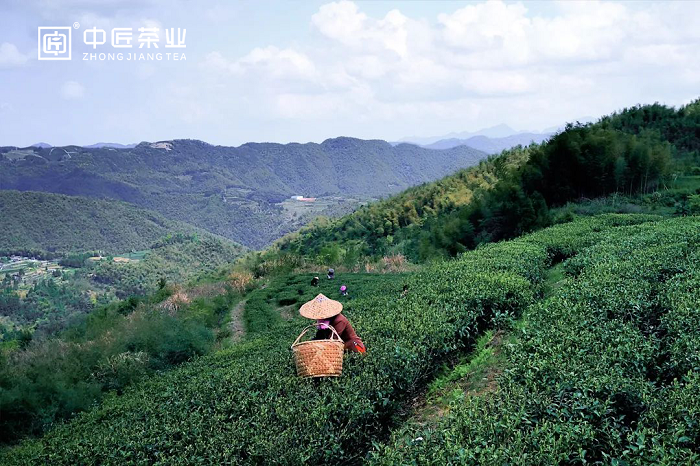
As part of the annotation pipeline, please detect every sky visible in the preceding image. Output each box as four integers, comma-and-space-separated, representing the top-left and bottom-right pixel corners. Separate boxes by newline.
0, 0, 699, 147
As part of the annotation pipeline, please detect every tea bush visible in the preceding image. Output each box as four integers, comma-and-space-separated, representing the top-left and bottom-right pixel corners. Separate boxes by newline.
370, 215, 700, 465
1, 214, 669, 464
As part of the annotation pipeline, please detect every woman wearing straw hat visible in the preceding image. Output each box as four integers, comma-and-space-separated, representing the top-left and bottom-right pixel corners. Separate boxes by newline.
300, 294, 366, 353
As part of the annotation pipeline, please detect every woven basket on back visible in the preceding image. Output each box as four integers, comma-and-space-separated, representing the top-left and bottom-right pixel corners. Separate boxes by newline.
291, 325, 344, 378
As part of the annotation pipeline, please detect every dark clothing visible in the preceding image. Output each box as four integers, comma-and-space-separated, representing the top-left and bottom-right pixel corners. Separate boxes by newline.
314, 313, 365, 353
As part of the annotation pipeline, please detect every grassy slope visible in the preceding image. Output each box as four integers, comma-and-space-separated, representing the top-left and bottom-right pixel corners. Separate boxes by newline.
4, 213, 682, 465
0, 190, 239, 255
1, 139, 487, 249
2, 101, 698, 462
371, 215, 700, 464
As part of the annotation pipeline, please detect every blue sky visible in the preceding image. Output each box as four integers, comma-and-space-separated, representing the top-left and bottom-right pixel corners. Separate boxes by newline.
1, 0, 699, 147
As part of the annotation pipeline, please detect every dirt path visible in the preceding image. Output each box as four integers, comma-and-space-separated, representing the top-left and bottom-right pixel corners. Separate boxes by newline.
409, 263, 565, 426
409, 330, 505, 427
229, 300, 247, 343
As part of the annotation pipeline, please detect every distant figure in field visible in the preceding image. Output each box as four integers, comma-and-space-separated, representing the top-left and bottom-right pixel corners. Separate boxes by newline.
340, 285, 348, 296
401, 284, 409, 297
311, 276, 319, 287
327, 268, 335, 280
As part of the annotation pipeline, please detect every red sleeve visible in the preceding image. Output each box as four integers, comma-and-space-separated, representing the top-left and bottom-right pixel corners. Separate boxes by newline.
331, 314, 348, 340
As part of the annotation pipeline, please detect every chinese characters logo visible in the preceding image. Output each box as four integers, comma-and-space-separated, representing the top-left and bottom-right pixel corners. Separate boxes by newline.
38, 24, 186, 61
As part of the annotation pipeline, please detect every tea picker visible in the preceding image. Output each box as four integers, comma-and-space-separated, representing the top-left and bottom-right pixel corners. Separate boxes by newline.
291, 294, 366, 378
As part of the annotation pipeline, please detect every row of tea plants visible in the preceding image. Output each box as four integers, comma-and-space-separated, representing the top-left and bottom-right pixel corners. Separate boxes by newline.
371, 215, 699, 464
3, 214, 666, 464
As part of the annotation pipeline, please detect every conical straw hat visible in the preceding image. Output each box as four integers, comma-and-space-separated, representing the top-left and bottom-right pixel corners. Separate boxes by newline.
299, 293, 343, 319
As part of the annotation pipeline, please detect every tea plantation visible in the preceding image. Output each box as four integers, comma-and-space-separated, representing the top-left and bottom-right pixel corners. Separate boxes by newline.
372, 215, 700, 464
3, 214, 698, 464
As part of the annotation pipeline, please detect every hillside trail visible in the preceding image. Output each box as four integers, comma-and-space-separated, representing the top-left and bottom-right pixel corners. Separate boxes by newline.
404, 261, 567, 429
407, 330, 505, 428
229, 299, 247, 343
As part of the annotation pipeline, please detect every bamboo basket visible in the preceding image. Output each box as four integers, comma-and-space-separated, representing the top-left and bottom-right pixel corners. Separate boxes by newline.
291, 325, 344, 378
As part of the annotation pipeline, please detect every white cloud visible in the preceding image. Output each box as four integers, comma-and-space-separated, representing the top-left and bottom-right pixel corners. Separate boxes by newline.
313, 2, 411, 58
61, 81, 85, 99
199, 0, 699, 132
236, 46, 316, 79
0, 43, 29, 68
3, 0, 699, 147
205, 47, 316, 80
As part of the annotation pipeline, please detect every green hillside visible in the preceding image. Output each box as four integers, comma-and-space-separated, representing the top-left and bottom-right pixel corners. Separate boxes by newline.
372, 217, 700, 464
1, 101, 698, 462
0, 190, 224, 256
90, 233, 247, 298
0, 191, 247, 337
265, 100, 700, 265
0, 234, 246, 340
4, 214, 698, 464
0, 138, 486, 248
0, 191, 248, 341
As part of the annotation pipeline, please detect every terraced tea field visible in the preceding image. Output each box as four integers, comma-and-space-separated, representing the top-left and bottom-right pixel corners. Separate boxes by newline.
3, 214, 698, 464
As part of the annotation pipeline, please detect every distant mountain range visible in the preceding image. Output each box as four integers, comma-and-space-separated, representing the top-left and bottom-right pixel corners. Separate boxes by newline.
396, 119, 597, 154
29, 142, 139, 149
1, 137, 486, 249
422, 132, 553, 153
83, 142, 138, 149
396, 124, 521, 146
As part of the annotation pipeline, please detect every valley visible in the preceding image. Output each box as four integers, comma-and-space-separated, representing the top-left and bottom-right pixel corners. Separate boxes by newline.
0, 100, 698, 463
1, 138, 486, 249
3, 0, 699, 462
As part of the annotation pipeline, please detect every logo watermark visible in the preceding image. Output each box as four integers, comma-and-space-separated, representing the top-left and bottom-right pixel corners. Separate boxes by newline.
38, 24, 186, 61
38, 27, 72, 60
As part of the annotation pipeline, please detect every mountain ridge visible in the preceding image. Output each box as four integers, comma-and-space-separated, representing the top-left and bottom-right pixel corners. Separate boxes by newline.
423, 132, 553, 153
1, 137, 487, 248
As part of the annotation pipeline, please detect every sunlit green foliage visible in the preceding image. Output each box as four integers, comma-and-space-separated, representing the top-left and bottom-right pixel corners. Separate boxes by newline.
261, 102, 698, 266
91, 234, 245, 299
1, 214, 665, 464
371, 215, 700, 465
0, 282, 240, 444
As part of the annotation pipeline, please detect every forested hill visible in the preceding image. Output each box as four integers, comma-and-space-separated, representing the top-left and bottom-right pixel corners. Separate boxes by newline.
0, 190, 243, 256
268, 99, 700, 264
0, 138, 486, 248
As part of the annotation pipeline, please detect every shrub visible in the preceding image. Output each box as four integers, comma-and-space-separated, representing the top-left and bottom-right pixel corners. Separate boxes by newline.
3, 225, 547, 464
370, 215, 700, 465
0, 282, 236, 444
228, 271, 254, 293
4, 215, 695, 464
